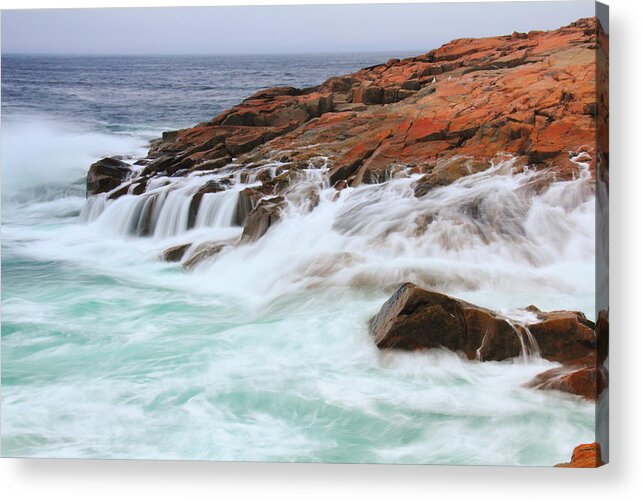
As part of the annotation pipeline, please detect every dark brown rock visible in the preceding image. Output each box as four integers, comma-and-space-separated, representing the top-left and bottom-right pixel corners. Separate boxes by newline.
190, 156, 232, 172
233, 188, 263, 226
528, 364, 607, 400
596, 309, 609, 366
370, 283, 597, 364
107, 182, 133, 200
353, 84, 384, 105
131, 179, 149, 195
241, 196, 285, 242
304, 92, 334, 117
527, 310, 596, 363
369, 284, 468, 353
187, 181, 228, 229
401, 79, 421, 91
183, 242, 226, 269
161, 243, 191, 263
106, 176, 150, 200
368, 283, 522, 360
464, 308, 524, 361
86, 157, 131, 197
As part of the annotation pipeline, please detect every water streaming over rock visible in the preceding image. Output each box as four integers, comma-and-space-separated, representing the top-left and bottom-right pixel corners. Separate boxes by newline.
75, 153, 595, 359
81, 175, 242, 238
1, 54, 596, 463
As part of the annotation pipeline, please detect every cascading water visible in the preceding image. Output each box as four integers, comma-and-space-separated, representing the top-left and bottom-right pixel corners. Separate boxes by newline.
184, 155, 594, 315
77, 154, 594, 360
2, 53, 597, 464
81, 174, 243, 238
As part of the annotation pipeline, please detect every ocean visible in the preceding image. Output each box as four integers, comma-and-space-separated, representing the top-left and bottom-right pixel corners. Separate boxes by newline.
1, 53, 595, 463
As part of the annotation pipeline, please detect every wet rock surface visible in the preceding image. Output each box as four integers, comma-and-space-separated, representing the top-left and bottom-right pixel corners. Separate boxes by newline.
528, 310, 609, 400
161, 243, 191, 263
370, 283, 599, 365
369, 283, 526, 361
240, 196, 286, 242
86, 157, 131, 197
187, 180, 229, 229
528, 363, 607, 401
183, 242, 226, 269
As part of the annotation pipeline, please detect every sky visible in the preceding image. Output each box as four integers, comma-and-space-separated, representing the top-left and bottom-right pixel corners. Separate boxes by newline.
1, 1, 597, 55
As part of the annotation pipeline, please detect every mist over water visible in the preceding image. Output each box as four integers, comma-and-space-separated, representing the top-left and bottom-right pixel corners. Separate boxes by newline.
1, 55, 595, 463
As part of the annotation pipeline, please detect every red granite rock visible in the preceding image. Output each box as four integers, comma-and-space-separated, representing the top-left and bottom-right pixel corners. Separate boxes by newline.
130, 17, 604, 190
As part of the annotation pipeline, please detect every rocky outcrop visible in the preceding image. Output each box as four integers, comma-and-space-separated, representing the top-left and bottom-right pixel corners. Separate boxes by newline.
86, 157, 131, 196
555, 442, 605, 468
370, 283, 597, 365
84, 18, 606, 249
369, 283, 527, 361
245, 17, 605, 187
111, 17, 604, 197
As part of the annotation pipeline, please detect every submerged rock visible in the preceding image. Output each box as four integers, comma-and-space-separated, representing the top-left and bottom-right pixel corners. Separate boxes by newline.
527, 363, 607, 401
161, 243, 191, 263
135, 195, 158, 237
86, 157, 131, 197
370, 283, 597, 364
183, 241, 226, 269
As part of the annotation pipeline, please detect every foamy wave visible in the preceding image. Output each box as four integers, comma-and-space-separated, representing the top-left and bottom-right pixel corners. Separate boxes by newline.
1, 114, 149, 197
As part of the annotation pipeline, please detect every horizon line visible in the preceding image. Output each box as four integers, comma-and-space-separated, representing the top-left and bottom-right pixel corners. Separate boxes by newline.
1, 49, 428, 57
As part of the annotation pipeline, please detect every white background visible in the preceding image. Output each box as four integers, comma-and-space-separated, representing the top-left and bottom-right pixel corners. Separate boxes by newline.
0, 0, 640, 499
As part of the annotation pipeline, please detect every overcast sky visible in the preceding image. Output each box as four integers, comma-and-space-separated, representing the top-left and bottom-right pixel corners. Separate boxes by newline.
1, 1, 596, 55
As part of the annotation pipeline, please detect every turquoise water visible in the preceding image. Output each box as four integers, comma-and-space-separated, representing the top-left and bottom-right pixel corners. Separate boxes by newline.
1, 173, 596, 463
1, 55, 596, 463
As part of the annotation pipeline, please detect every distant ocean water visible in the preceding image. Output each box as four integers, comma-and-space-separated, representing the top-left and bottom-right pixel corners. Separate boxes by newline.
2, 53, 414, 131
1, 53, 411, 193
1, 54, 595, 463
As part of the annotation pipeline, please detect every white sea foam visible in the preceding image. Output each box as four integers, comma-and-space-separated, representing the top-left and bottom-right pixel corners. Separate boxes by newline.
2, 144, 597, 463
1, 114, 149, 196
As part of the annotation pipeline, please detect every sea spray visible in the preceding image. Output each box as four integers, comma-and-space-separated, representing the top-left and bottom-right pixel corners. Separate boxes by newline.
2, 182, 596, 463
2, 53, 597, 464
78, 156, 594, 316
1, 114, 150, 196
